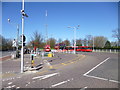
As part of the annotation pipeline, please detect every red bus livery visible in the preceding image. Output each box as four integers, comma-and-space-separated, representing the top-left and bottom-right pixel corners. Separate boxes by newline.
55, 45, 92, 52
76, 46, 92, 52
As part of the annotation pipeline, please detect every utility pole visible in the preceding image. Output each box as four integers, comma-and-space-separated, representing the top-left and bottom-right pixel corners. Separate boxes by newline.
16, 25, 19, 51
7, 19, 19, 54
21, 0, 25, 73
45, 10, 48, 45
68, 25, 80, 54
21, 0, 28, 73
73, 27, 76, 54
93, 36, 94, 51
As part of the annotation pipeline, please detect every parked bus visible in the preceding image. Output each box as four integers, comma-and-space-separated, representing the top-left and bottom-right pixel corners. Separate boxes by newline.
44, 45, 51, 52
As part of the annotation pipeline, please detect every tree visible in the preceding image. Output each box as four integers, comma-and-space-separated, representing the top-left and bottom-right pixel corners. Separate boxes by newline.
30, 31, 44, 48
58, 38, 62, 43
86, 35, 93, 46
83, 38, 87, 46
94, 36, 107, 48
63, 39, 70, 46
47, 38, 56, 49
112, 29, 120, 46
104, 40, 111, 48
0, 35, 12, 51
76, 39, 82, 46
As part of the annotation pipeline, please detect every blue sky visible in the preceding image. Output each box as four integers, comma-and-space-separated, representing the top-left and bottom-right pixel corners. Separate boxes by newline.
2, 2, 118, 43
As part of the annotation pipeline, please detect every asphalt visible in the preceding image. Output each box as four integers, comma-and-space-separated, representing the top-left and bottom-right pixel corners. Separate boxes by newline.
1, 51, 119, 89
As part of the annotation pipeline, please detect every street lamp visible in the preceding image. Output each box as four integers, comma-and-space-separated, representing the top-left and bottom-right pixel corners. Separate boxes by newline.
8, 19, 19, 51
68, 25, 80, 54
21, 0, 28, 73
93, 36, 94, 51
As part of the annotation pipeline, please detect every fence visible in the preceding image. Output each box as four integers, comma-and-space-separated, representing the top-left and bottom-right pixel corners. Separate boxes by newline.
93, 49, 119, 53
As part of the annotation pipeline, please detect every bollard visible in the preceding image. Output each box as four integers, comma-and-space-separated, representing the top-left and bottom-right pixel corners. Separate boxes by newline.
31, 55, 34, 68
110, 49, 111, 53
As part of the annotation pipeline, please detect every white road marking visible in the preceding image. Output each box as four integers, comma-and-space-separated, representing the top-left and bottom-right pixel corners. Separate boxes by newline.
109, 80, 120, 83
11, 85, 16, 88
6, 86, 12, 88
83, 57, 110, 76
83, 57, 120, 84
16, 87, 20, 89
51, 79, 70, 88
8, 82, 12, 85
32, 73, 59, 80
84, 74, 120, 83
80, 86, 88, 90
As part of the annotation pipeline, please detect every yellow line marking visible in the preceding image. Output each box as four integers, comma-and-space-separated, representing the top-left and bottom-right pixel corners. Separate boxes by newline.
36, 70, 48, 75
2, 73, 16, 78
61, 63, 67, 65
53, 55, 86, 69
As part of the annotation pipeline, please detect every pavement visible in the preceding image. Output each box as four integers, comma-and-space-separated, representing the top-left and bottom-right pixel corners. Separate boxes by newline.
1, 51, 119, 89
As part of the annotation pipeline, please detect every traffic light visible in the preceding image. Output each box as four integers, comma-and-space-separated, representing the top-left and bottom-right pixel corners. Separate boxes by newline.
23, 43, 26, 46
20, 35, 26, 42
23, 35, 26, 42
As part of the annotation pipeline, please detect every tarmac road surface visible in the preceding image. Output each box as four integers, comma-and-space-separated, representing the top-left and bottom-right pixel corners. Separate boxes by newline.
1, 51, 119, 89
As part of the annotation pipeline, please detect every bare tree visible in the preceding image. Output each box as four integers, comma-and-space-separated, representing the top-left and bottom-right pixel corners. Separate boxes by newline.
86, 35, 93, 46
94, 36, 107, 48
63, 39, 70, 46
47, 38, 56, 48
30, 31, 44, 48
112, 29, 120, 46
0, 35, 12, 51
76, 38, 82, 46
83, 38, 87, 46
58, 38, 62, 43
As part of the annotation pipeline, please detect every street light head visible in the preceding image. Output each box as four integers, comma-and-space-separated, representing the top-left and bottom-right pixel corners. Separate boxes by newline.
8, 18, 10, 23
21, 10, 28, 17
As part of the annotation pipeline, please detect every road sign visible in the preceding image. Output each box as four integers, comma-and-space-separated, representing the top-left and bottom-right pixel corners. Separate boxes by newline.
12, 39, 16, 47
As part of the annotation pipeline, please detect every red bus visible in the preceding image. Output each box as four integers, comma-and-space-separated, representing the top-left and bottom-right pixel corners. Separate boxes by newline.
44, 45, 51, 52
76, 46, 92, 52
66, 46, 92, 52
55, 43, 66, 50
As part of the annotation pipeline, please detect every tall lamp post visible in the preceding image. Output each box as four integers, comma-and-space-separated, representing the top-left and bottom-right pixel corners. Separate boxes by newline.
93, 36, 94, 51
8, 19, 19, 51
21, 0, 28, 73
68, 25, 80, 54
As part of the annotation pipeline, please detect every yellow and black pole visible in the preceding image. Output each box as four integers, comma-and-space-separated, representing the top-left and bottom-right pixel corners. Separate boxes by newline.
31, 55, 34, 68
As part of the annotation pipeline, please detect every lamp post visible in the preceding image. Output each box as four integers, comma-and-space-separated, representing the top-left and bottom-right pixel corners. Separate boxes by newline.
68, 25, 80, 54
8, 19, 19, 51
21, 0, 28, 73
93, 36, 94, 51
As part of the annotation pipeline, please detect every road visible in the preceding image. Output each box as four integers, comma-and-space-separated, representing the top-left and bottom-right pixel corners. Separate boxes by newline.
1, 52, 119, 89
0, 51, 14, 57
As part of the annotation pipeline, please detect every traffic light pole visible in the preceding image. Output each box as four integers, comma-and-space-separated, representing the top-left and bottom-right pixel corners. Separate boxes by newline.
21, 0, 24, 73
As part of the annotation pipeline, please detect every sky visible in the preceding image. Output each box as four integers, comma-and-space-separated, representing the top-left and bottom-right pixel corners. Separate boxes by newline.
2, 2, 118, 43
